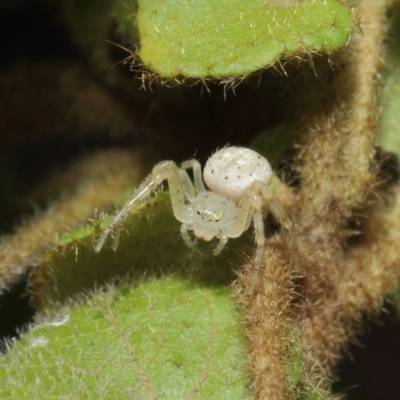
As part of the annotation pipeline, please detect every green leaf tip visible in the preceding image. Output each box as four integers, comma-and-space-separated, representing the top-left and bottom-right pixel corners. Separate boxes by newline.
137, 0, 354, 79
1, 279, 250, 399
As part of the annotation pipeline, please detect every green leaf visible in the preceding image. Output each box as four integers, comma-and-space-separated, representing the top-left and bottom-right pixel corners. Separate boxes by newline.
137, 0, 354, 78
0, 278, 251, 399
31, 191, 248, 307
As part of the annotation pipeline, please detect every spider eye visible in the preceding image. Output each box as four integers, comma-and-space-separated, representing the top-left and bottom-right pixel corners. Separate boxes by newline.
196, 204, 205, 213
195, 203, 224, 222
213, 212, 223, 221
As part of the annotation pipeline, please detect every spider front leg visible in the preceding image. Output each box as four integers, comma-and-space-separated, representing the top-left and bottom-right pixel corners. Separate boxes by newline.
181, 223, 195, 248
260, 185, 297, 266
249, 206, 267, 293
213, 236, 229, 255
180, 159, 206, 194
261, 187, 294, 233
245, 190, 266, 295
228, 182, 294, 294
210, 189, 264, 289
95, 160, 192, 253
247, 184, 296, 294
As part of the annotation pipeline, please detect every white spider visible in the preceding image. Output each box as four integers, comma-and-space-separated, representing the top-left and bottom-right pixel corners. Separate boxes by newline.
95, 146, 294, 292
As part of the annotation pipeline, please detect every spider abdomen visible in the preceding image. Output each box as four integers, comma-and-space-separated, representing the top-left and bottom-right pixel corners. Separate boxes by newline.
204, 147, 273, 203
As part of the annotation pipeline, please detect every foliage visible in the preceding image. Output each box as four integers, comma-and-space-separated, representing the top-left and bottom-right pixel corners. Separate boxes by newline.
0, 279, 250, 399
135, 0, 354, 79
1, 1, 400, 399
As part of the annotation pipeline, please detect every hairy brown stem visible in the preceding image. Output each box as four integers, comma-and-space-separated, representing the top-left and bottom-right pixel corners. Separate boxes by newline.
238, 239, 297, 400
339, 187, 400, 315
294, 0, 388, 392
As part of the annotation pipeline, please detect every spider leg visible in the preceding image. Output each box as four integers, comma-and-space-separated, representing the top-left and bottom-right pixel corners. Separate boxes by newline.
181, 159, 207, 194
260, 186, 293, 232
246, 191, 265, 295
181, 223, 195, 248
95, 160, 191, 253
213, 185, 264, 293
95, 175, 160, 253
260, 185, 297, 267
224, 198, 253, 238
179, 169, 196, 201
213, 236, 229, 255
